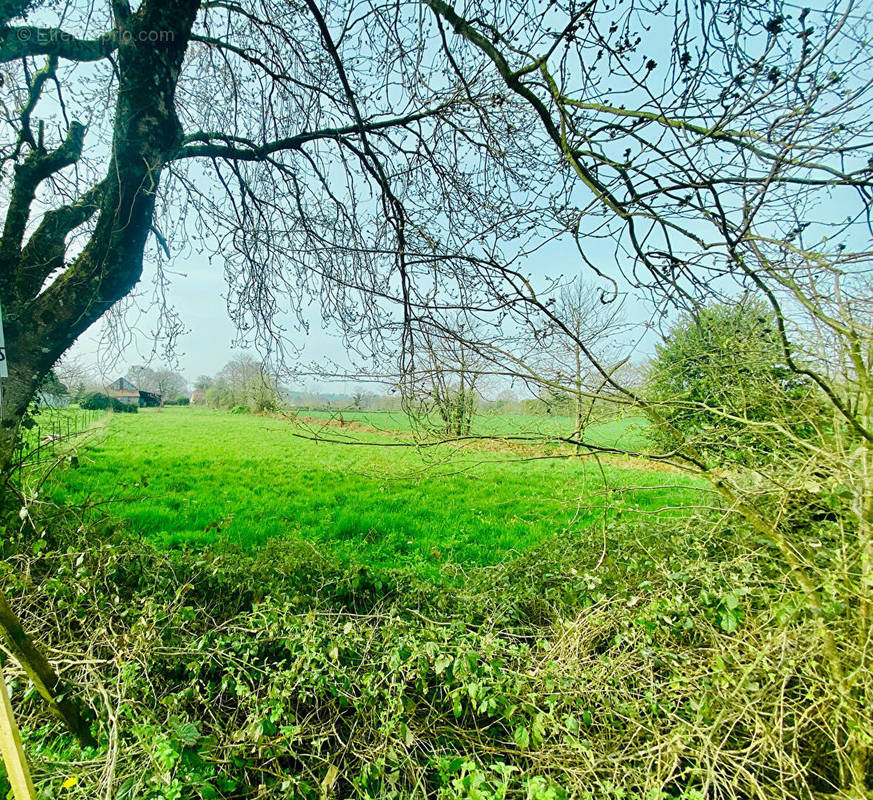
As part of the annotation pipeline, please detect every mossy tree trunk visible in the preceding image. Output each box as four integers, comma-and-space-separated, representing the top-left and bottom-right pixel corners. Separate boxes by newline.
0, 0, 200, 740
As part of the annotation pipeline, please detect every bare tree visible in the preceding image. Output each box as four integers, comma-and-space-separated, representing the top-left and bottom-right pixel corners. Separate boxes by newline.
127, 365, 186, 403
402, 319, 486, 436
536, 278, 628, 438
0, 0, 552, 470
208, 355, 280, 412
53, 354, 97, 400
193, 374, 214, 392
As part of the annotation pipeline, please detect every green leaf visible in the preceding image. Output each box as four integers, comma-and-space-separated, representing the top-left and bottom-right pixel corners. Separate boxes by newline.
434, 654, 453, 675
513, 725, 530, 750
717, 607, 742, 633
176, 721, 201, 747
531, 712, 546, 746
721, 592, 740, 610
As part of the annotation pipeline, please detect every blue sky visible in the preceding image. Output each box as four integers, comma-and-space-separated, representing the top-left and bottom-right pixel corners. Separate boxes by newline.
70, 227, 660, 390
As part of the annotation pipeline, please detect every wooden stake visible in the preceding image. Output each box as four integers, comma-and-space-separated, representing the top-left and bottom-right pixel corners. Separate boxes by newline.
0, 667, 36, 800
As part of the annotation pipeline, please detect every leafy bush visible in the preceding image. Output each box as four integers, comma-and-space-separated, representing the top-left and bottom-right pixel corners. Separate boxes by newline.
78, 394, 138, 412
229, 405, 249, 414
646, 299, 815, 464
110, 398, 138, 413
78, 392, 111, 410
0, 502, 863, 800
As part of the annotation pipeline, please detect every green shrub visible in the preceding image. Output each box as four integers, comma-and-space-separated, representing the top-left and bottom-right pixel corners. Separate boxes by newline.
230, 404, 249, 414
79, 392, 110, 410
646, 299, 816, 465
110, 398, 138, 413
79, 394, 138, 412
0, 504, 860, 800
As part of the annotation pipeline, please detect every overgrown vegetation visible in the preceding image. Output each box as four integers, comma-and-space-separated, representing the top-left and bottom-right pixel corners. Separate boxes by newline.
0, 496, 864, 799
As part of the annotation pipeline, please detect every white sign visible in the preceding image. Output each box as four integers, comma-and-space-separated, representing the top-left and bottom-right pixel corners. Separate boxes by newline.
0, 299, 7, 378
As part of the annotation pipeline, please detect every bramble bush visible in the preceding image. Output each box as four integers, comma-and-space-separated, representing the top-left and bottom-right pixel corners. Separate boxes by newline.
0, 497, 863, 799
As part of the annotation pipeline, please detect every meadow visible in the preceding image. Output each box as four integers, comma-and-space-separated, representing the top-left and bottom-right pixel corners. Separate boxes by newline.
291, 407, 649, 445
43, 406, 702, 577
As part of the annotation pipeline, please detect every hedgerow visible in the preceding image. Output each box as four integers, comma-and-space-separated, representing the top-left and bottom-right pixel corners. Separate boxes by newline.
0, 504, 864, 799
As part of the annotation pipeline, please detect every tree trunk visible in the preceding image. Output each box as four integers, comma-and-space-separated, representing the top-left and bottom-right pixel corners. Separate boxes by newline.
0, 0, 201, 744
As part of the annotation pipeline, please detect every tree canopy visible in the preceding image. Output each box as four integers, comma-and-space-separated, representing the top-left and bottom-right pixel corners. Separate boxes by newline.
645, 299, 815, 464
1, 0, 871, 469
0, 0, 549, 463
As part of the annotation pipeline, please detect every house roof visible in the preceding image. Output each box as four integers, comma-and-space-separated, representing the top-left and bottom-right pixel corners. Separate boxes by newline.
105, 377, 163, 400
106, 377, 138, 398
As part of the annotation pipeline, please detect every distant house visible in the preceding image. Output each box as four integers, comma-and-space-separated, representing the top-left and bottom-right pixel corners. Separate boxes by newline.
106, 377, 162, 407
190, 389, 207, 406
106, 377, 139, 405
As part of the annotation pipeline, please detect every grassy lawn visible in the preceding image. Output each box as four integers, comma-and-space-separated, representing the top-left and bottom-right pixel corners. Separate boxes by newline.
44, 407, 702, 577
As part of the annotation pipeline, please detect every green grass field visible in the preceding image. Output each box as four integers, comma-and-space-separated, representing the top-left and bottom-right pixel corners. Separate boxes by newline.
292, 407, 650, 447
43, 407, 701, 577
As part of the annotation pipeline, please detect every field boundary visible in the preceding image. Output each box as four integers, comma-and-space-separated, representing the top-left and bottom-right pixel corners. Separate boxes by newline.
11, 409, 107, 484
281, 411, 688, 474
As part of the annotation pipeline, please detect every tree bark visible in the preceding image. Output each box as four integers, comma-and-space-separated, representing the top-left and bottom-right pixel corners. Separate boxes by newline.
0, 0, 201, 740
0, 0, 200, 466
